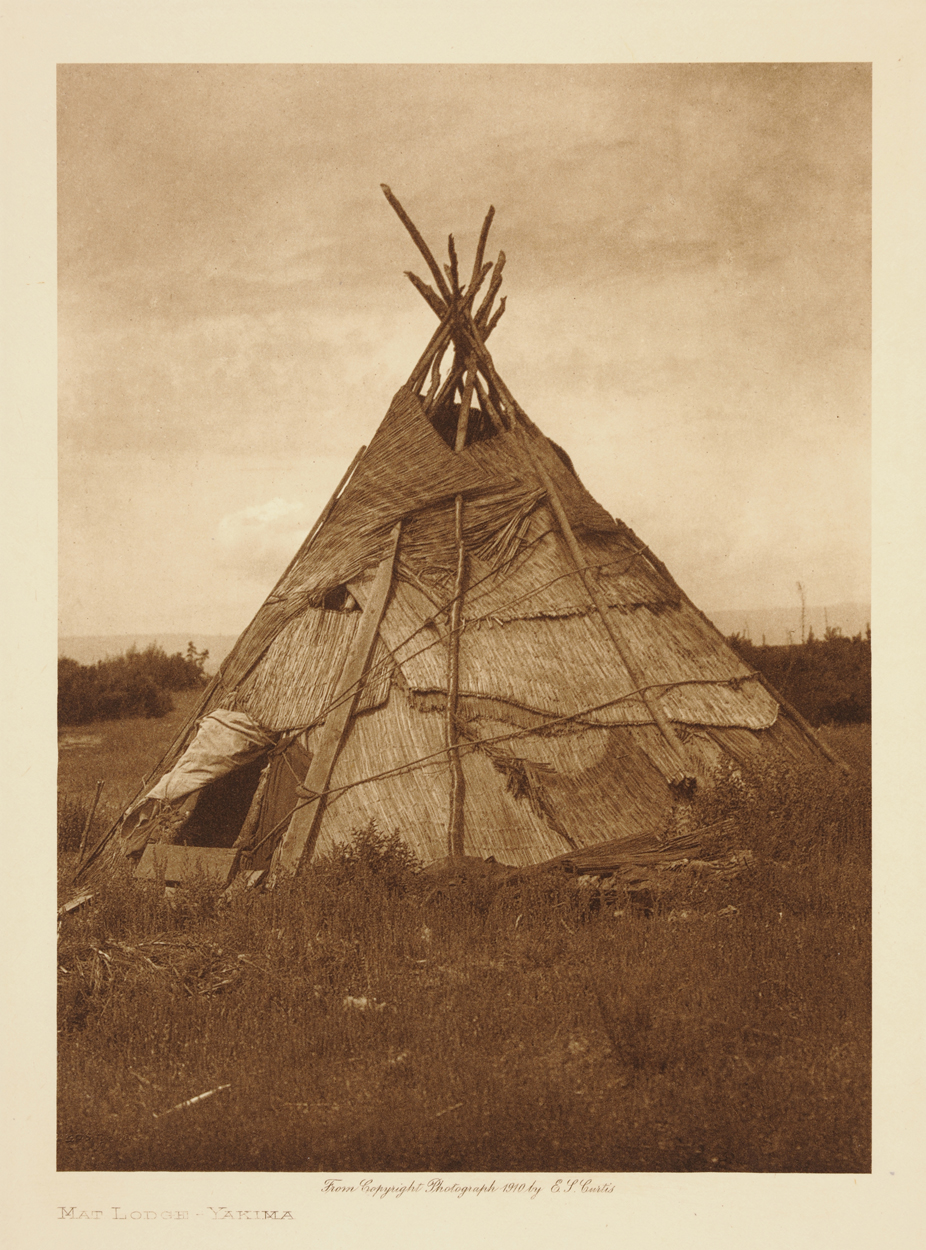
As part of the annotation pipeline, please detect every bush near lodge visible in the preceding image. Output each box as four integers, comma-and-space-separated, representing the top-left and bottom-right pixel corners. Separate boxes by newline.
58, 642, 210, 727
726, 627, 871, 727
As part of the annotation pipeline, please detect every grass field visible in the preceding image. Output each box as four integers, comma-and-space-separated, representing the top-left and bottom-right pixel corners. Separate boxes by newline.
57, 706, 870, 1173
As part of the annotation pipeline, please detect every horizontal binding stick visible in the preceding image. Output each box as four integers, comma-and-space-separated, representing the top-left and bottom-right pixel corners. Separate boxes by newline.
627, 532, 850, 773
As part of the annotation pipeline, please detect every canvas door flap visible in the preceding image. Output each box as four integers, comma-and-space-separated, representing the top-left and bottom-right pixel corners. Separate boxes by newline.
147, 709, 279, 804
248, 739, 312, 868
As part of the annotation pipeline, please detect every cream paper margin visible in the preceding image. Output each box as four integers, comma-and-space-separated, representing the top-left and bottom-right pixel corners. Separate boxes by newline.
2, 4, 922, 1248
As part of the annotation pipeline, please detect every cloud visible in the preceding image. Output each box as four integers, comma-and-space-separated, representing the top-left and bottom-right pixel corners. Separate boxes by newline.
58, 65, 869, 635
215, 496, 312, 582
58, 300, 432, 463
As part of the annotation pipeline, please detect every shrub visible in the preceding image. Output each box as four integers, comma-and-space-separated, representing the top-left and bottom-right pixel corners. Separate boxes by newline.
58, 642, 209, 726
320, 820, 423, 894
726, 631, 871, 726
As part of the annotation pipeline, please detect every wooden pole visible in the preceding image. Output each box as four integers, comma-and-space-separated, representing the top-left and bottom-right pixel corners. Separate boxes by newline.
381, 184, 453, 303
233, 758, 273, 867
515, 432, 687, 779
404, 271, 446, 318
754, 676, 851, 773
468, 206, 496, 287
409, 316, 457, 394
424, 342, 448, 407
78, 780, 105, 858
269, 524, 402, 880
471, 372, 503, 433
445, 495, 467, 858
475, 251, 506, 325
483, 297, 507, 338
424, 307, 507, 419
454, 361, 478, 452
447, 233, 460, 293
428, 353, 466, 416
625, 531, 850, 773
454, 310, 690, 779
406, 262, 492, 393
265, 445, 367, 601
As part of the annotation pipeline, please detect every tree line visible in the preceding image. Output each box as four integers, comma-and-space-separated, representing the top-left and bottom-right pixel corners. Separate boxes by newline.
58, 642, 210, 726
726, 626, 871, 726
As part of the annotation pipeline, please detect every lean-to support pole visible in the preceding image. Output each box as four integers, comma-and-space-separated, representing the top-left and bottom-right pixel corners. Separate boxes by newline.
264, 445, 368, 601
269, 524, 402, 880
515, 433, 688, 782
233, 758, 274, 870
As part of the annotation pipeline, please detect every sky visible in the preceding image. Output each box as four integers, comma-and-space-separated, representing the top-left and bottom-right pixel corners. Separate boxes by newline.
58, 63, 870, 637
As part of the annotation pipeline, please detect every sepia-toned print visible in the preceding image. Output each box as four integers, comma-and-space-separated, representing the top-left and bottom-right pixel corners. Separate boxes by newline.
58, 64, 870, 1173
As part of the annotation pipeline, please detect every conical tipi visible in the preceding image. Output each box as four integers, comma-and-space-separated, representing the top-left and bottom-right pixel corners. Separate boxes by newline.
78, 190, 841, 888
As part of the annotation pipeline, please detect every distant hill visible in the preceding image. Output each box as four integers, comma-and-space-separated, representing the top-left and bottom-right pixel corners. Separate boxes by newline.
58, 634, 239, 673
704, 603, 870, 647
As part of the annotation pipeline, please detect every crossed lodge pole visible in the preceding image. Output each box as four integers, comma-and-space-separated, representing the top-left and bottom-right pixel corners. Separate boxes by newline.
380, 185, 691, 784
